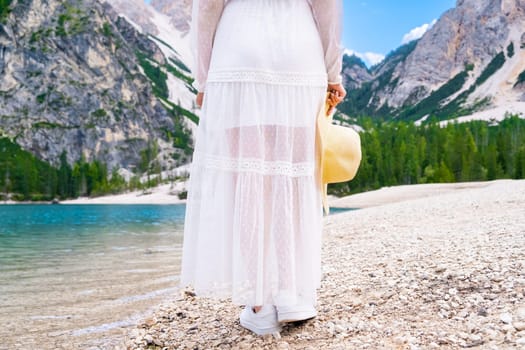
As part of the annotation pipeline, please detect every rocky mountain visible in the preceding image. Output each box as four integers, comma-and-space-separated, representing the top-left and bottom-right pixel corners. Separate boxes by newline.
103, 0, 192, 40
102, 0, 160, 35
0, 0, 196, 174
103, 0, 196, 126
341, 54, 372, 90
150, 0, 192, 34
340, 0, 525, 123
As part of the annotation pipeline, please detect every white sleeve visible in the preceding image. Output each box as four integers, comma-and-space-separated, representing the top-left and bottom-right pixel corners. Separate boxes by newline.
309, 0, 344, 84
190, 0, 225, 92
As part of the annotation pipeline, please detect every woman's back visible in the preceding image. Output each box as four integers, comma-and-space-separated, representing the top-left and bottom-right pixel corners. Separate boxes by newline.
210, 0, 326, 76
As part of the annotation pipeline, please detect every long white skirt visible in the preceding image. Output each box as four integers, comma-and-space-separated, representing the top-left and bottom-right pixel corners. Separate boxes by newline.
181, 0, 327, 307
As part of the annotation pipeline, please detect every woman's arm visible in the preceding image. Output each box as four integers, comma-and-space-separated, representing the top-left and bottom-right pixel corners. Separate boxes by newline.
310, 0, 345, 114
309, 0, 344, 85
191, 0, 225, 94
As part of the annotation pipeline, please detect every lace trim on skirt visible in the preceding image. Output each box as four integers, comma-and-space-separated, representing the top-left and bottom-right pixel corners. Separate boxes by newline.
197, 152, 315, 177
207, 69, 327, 87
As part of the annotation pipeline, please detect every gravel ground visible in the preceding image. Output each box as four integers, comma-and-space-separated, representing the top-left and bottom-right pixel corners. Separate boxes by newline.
122, 180, 525, 349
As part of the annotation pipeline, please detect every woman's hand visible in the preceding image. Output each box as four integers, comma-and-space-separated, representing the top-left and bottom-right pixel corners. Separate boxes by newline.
326, 83, 346, 115
196, 92, 204, 108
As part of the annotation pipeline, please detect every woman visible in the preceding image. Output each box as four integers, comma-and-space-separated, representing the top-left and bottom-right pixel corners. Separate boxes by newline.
181, 0, 345, 335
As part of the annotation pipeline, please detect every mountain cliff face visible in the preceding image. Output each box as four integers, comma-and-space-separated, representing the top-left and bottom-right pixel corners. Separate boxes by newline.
102, 0, 192, 38
0, 0, 194, 172
341, 55, 372, 90
102, 0, 160, 35
150, 0, 192, 34
104, 0, 196, 124
340, 0, 525, 122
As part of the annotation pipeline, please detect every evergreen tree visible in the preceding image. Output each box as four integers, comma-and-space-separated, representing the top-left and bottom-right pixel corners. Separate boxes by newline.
515, 146, 525, 179
57, 151, 73, 198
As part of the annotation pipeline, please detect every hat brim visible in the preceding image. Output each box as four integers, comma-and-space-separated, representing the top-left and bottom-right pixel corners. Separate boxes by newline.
316, 102, 362, 214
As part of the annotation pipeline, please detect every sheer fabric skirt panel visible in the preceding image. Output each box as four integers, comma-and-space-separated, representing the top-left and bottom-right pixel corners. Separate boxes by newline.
182, 83, 325, 306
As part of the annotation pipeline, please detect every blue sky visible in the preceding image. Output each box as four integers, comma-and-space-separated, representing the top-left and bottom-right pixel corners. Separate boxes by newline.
144, 0, 457, 66
343, 0, 456, 66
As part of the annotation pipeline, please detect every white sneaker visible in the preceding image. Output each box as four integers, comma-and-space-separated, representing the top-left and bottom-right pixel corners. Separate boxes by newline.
277, 304, 317, 323
239, 305, 281, 335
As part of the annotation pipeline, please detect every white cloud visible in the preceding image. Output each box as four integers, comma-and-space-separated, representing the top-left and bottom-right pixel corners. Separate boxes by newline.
401, 19, 437, 45
345, 49, 385, 67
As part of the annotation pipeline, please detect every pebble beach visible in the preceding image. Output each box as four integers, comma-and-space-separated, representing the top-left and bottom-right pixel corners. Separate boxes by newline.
121, 179, 525, 349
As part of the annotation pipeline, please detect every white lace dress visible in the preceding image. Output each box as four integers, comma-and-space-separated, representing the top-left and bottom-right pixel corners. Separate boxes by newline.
181, 0, 343, 307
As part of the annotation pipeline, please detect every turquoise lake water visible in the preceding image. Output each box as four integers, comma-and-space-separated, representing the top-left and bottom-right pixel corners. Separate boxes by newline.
0, 204, 186, 268
0, 204, 186, 349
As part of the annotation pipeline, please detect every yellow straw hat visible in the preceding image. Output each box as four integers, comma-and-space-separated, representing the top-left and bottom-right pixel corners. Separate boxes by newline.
316, 97, 362, 214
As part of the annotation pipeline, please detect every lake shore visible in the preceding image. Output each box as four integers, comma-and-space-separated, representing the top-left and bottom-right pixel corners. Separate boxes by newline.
1, 183, 187, 205
120, 179, 525, 349
62, 183, 187, 205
